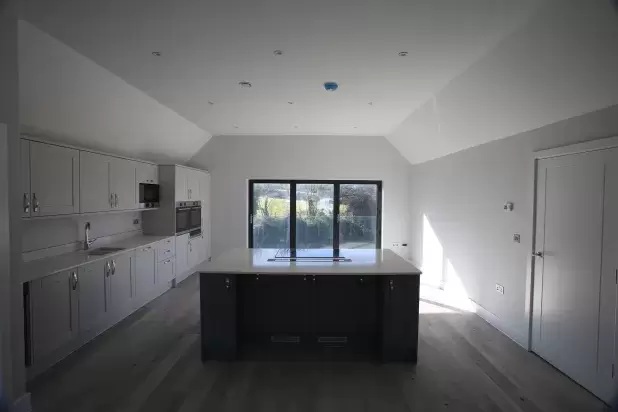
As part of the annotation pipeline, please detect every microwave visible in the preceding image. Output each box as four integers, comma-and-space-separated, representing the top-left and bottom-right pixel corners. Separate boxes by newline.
139, 183, 160, 208
176, 201, 202, 236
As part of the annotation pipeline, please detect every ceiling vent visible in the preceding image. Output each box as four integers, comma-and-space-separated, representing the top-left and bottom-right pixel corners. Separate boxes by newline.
323, 82, 339, 91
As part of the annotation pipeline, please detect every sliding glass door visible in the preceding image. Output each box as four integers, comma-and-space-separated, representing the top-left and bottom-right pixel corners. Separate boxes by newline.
249, 180, 381, 249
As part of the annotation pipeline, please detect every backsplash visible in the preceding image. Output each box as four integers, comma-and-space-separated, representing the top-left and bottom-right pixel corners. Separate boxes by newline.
22, 212, 142, 261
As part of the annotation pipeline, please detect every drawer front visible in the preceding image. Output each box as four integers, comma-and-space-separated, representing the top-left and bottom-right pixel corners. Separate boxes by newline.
157, 258, 175, 284
157, 237, 175, 262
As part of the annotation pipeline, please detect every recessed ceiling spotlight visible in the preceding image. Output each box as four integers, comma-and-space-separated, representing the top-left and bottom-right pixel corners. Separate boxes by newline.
208, 101, 215, 105
273, 50, 283, 56
287, 101, 294, 105
233, 125, 239, 129
152, 51, 162, 57
239, 81, 252, 88
323, 81, 339, 92
398, 51, 408, 57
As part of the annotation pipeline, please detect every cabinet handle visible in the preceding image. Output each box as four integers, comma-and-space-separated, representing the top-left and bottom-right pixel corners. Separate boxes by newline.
142, 246, 152, 251
105, 261, 111, 277
389, 279, 394, 291
111, 259, 116, 275
32, 193, 39, 212
110, 193, 114, 208
165, 249, 171, 253
164, 259, 172, 264
115, 193, 119, 208
23, 193, 30, 213
225, 277, 231, 290
71, 272, 78, 290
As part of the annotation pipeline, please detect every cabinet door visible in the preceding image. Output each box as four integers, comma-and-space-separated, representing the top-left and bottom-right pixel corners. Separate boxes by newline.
30, 269, 78, 362
136, 162, 158, 184
175, 233, 190, 276
80, 151, 112, 213
30, 141, 79, 216
199, 172, 211, 260
21, 140, 31, 217
109, 252, 133, 323
201, 273, 237, 361
78, 259, 110, 336
187, 170, 200, 201
156, 258, 175, 286
135, 245, 156, 307
381, 276, 419, 362
110, 157, 137, 210
175, 167, 188, 201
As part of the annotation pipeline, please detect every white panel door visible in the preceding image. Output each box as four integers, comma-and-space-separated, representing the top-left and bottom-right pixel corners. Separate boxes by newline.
533, 148, 615, 401
21, 140, 31, 217
78, 259, 109, 336
175, 233, 190, 277
186, 169, 200, 201
110, 157, 137, 210
108, 252, 133, 323
80, 151, 112, 213
136, 162, 157, 184
30, 141, 79, 216
30, 269, 78, 362
175, 167, 188, 201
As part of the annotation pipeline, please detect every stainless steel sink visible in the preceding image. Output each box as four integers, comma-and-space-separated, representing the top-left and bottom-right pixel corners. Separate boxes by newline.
87, 247, 126, 256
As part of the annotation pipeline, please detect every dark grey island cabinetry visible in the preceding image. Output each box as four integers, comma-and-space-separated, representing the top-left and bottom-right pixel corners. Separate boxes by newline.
198, 249, 421, 362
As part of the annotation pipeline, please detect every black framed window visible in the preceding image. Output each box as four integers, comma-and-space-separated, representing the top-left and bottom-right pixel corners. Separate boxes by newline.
249, 180, 382, 249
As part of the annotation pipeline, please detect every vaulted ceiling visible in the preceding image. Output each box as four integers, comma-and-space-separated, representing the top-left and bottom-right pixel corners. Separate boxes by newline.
19, 0, 543, 163
19, 0, 618, 165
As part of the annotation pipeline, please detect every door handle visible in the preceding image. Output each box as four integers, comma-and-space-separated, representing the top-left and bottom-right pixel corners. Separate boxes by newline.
71, 271, 78, 290
32, 193, 39, 212
533, 252, 544, 258
23, 193, 30, 213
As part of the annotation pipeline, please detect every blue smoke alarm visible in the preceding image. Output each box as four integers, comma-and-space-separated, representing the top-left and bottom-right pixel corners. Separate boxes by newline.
323, 82, 339, 91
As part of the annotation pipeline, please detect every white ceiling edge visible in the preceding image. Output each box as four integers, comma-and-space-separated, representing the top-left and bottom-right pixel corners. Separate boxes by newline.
387, 0, 618, 165
18, 20, 211, 164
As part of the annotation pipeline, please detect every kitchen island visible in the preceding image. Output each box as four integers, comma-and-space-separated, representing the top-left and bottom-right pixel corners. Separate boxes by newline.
195, 248, 422, 362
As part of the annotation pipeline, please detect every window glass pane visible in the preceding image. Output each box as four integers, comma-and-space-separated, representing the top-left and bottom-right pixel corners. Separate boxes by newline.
252, 183, 290, 248
296, 183, 334, 249
339, 184, 378, 249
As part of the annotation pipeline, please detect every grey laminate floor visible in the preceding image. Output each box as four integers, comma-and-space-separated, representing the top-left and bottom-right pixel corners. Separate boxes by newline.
29, 274, 609, 412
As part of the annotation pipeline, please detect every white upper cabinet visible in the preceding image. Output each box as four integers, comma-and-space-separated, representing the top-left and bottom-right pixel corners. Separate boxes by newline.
21, 140, 31, 218
29, 141, 80, 217
80, 151, 113, 213
136, 162, 158, 184
186, 169, 200, 201
175, 166, 189, 201
110, 157, 137, 210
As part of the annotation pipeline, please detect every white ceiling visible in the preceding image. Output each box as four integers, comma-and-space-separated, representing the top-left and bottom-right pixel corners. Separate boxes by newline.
21, 0, 540, 139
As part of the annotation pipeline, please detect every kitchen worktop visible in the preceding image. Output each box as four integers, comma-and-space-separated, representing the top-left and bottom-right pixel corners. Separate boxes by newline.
195, 248, 422, 275
22, 235, 172, 283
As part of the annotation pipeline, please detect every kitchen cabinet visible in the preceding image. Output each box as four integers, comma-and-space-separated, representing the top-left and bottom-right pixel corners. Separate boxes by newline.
107, 252, 133, 323
187, 169, 200, 201
78, 259, 109, 336
29, 269, 78, 363
175, 166, 188, 201
157, 257, 175, 286
80, 152, 113, 213
175, 233, 190, 280
135, 244, 156, 307
21, 140, 31, 218
110, 157, 137, 210
381, 276, 419, 362
28, 141, 79, 217
188, 235, 204, 270
136, 162, 158, 184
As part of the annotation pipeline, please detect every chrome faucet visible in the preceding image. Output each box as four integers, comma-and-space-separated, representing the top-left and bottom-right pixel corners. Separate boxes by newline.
84, 222, 97, 250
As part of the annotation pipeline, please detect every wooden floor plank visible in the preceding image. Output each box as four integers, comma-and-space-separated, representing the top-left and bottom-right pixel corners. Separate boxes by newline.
29, 274, 610, 412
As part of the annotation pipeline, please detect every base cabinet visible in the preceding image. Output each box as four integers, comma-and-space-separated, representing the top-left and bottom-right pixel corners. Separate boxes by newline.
29, 269, 78, 363
135, 245, 156, 308
78, 260, 109, 337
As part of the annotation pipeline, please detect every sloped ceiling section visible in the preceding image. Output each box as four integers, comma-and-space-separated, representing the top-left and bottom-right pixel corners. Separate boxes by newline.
19, 21, 210, 164
388, 0, 618, 165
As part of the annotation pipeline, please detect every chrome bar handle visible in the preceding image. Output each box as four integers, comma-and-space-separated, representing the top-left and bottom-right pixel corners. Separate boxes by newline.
71, 271, 78, 290
23, 193, 30, 213
115, 193, 119, 208
105, 261, 111, 277
111, 259, 116, 275
110, 193, 114, 208
32, 193, 39, 212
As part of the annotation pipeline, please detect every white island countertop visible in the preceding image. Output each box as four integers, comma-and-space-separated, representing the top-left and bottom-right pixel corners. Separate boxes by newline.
195, 248, 422, 275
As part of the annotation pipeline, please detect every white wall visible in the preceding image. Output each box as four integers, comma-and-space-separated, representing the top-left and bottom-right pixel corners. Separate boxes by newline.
409, 104, 618, 346
389, 0, 618, 164
189, 135, 410, 258
18, 21, 210, 164
0, 0, 26, 408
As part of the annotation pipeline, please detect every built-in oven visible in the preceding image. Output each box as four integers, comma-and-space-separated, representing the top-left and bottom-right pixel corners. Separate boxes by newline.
139, 183, 160, 209
176, 201, 202, 236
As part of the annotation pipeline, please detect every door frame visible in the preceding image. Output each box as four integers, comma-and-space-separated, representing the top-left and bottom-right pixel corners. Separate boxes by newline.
528, 135, 618, 351
248, 179, 383, 250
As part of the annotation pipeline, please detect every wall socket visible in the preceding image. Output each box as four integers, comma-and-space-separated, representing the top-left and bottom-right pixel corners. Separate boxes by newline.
495, 283, 505, 295
133, 219, 140, 225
